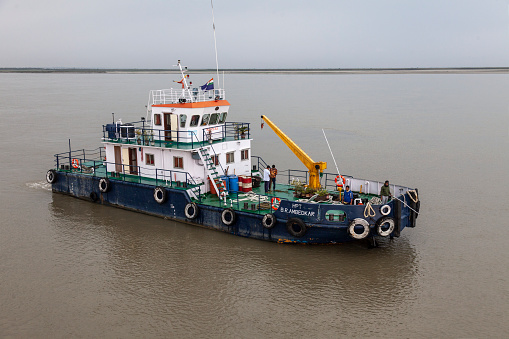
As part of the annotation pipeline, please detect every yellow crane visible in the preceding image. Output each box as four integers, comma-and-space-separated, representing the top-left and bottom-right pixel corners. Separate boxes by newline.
261, 115, 327, 190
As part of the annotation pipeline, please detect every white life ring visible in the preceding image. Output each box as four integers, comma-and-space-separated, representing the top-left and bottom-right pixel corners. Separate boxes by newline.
376, 217, 395, 237
348, 218, 370, 240
380, 204, 391, 216
184, 202, 199, 219
154, 186, 166, 204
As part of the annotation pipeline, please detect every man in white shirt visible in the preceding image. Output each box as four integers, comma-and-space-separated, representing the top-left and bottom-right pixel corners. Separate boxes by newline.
263, 165, 271, 194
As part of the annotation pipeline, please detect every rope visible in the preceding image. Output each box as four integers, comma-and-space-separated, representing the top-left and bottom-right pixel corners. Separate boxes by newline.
408, 189, 419, 203
363, 201, 376, 218
393, 196, 420, 214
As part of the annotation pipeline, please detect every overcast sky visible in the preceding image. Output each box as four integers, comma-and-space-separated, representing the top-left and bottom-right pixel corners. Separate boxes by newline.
1, 0, 508, 68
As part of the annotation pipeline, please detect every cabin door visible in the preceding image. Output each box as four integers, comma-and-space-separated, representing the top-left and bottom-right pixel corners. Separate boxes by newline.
114, 146, 122, 172
164, 113, 179, 141
128, 147, 138, 175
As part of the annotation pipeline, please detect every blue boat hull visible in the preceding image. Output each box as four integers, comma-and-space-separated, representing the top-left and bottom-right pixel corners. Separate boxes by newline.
50, 171, 416, 244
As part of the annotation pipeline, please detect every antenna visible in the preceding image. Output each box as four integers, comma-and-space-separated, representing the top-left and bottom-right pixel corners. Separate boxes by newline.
211, 0, 220, 88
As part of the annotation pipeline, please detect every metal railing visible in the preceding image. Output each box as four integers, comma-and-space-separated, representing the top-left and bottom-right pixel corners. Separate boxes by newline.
103, 121, 250, 149
149, 88, 226, 105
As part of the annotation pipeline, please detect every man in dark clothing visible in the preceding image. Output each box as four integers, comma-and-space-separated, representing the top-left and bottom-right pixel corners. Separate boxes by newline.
270, 165, 278, 191
343, 185, 353, 205
380, 180, 392, 204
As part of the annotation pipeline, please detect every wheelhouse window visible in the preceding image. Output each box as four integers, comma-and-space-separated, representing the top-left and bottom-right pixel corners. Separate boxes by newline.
173, 156, 183, 169
226, 151, 235, 164
154, 114, 161, 126
211, 154, 219, 166
209, 113, 219, 125
146, 153, 155, 165
180, 114, 187, 128
190, 115, 200, 127
241, 149, 249, 161
218, 112, 227, 123
200, 114, 210, 126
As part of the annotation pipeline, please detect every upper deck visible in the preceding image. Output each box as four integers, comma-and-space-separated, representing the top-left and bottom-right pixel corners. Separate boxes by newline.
149, 87, 226, 106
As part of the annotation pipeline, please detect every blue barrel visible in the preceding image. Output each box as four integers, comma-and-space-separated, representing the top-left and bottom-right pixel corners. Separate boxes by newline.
106, 124, 116, 139
228, 175, 239, 193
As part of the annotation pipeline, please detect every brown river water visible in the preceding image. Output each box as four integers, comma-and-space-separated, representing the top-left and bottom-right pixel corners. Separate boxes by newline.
0, 72, 508, 338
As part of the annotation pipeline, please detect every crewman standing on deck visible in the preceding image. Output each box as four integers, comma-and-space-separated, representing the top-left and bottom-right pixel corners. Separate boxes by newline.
380, 180, 392, 204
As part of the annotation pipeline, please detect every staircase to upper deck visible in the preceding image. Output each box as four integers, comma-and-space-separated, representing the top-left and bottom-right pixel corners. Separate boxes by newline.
197, 146, 227, 199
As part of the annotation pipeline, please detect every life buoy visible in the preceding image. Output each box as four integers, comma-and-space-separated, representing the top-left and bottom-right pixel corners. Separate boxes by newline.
262, 213, 277, 229
90, 192, 98, 202
98, 178, 110, 193
376, 217, 395, 237
286, 218, 307, 237
335, 175, 345, 187
271, 197, 281, 211
46, 169, 57, 184
348, 218, 370, 240
154, 186, 166, 204
221, 208, 236, 226
72, 158, 80, 169
380, 204, 391, 216
184, 202, 199, 219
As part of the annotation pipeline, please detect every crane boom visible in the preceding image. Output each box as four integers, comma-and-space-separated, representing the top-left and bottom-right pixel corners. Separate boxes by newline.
261, 115, 326, 190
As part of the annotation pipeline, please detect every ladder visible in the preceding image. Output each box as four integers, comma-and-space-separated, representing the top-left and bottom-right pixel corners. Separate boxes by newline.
197, 146, 227, 198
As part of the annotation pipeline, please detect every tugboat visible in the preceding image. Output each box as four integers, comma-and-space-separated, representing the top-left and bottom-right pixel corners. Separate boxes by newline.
46, 61, 420, 244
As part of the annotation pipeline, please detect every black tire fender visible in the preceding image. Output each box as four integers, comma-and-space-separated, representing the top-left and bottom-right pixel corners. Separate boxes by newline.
221, 208, 236, 226
46, 169, 57, 184
286, 218, 307, 238
262, 213, 277, 229
184, 202, 199, 219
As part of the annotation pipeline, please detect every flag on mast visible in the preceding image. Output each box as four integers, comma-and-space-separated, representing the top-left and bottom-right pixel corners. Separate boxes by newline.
201, 78, 214, 91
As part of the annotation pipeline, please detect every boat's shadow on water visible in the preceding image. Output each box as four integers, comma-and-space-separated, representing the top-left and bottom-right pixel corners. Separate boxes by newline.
49, 194, 419, 330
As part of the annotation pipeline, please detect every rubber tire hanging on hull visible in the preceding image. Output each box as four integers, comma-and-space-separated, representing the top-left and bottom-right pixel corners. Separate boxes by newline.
348, 218, 370, 240
90, 192, 98, 202
99, 178, 110, 193
380, 204, 391, 216
184, 202, 199, 219
286, 218, 307, 238
376, 217, 395, 237
46, 169, 57, 184
262, 213, 277, 229
221, 208, 236, 226
153, 186, 167, 204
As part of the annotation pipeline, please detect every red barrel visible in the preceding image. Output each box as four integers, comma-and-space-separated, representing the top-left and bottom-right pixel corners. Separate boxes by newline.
238, 175, 245, 192
243, 176, 252, 192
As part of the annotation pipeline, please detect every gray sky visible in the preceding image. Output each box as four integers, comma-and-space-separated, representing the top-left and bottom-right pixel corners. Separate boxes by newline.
1, 0, 508, 68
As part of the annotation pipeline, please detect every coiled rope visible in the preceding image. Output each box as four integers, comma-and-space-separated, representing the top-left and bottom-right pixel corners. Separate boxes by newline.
363, 201, 376, 218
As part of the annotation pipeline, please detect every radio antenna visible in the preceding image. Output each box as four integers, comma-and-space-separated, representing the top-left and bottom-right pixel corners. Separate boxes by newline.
211, 0, 220, 88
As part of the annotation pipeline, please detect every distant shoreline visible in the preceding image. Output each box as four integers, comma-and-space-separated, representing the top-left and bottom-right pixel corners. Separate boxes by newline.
1, 67, 508, 74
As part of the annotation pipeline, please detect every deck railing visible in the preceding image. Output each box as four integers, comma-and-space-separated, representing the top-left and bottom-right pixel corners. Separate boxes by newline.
102, 121, 250, 149
149, 88, 226, 105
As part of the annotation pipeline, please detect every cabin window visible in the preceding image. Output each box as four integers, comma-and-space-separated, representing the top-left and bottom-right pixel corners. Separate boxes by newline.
209, 113, 219, 125
180, 114, 187, 128
211, 154, 219, 166
200, 114, 210, 126
324, 210, 346, 222
241, 149, 249, 161
226, 151, 235, 164
218, 112, 227, 123
190, 115, 200, 127
146, 153, 155, 166
173, 156, 184, 169
154, 114, 161, 126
